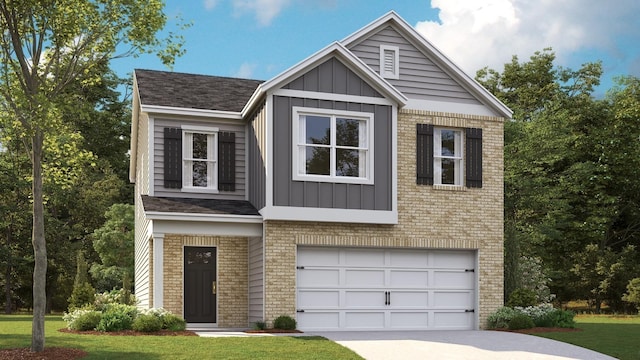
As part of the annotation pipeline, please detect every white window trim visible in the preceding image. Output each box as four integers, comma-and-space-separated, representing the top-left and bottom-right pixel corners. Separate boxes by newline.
433, 127, 463, 186
181, 125, 219, 193
380, 45, 399, 80
292, 106, 374, 185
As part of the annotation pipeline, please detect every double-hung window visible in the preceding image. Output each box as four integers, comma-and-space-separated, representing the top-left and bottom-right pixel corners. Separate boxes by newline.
293, 107, 373, 184
433, 128, 462, 185
183, 126, 218, 190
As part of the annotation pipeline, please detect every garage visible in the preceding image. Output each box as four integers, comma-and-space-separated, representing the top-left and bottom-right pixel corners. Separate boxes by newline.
296, 247, 477, 331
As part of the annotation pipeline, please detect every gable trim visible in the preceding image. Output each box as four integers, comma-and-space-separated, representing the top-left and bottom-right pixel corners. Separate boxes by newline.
141, 104, 243, 119
258, 42, 407, 107
272, 88, 394, 106
341, 11, 512, 119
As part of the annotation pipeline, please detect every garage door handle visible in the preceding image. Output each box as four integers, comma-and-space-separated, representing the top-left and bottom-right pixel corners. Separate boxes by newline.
385, 291, 390, 305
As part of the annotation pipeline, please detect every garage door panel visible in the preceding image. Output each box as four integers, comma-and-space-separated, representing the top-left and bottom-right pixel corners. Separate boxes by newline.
433, 291, 474, 308
298, 312, 340, 329
390, 312, 429, 328
297, 248, 341, 266
433, 270, 474, 288
345, 290, 386, 308
389, 291, 428, 307
298, 290, 340, 308
344, 249, 385, 267
298, 269, 340, 287
431, 251, 474, 268
390, 270, 428, 287
345, 269, 385, 287
389, 250, 429, 267
433, 311, 474, 329
345, 312, 385, 329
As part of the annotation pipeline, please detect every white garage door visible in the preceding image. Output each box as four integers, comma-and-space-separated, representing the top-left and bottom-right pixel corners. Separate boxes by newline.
296, 247, 476, 331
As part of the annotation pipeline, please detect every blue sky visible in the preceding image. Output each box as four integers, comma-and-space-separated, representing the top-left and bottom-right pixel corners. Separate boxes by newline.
112, 0, 640, 95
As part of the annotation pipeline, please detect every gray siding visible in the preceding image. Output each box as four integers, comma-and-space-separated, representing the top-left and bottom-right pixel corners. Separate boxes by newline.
248, 237, 264, 324
248, 101, 267, 210
284, 58, 384, 98
273, 95, 392, 210
153, 117, 246, 199
348, 26, 482, 105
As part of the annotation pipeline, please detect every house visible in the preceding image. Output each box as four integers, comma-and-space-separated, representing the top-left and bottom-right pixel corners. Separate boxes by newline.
129, 11, 511, 331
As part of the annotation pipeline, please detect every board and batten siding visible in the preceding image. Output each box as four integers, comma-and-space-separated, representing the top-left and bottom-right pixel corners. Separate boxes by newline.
153, 117, 246, 199
248, 101, 267, 210
272, 94, 392, 211
248, 237, 264, 324
348, 26, 482, 105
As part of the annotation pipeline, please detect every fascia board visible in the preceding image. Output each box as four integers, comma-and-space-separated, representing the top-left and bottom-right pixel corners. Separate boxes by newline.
139, 104, 243, 120
259, 42, 407, 106
145, 211, 263, 223
129, 76, 140, 183
341, 11, 513, 119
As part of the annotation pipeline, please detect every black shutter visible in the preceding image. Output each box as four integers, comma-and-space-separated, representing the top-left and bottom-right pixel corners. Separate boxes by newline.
416, 124, 434, 185
465, 128, 483, 188
218, 131, 236, 191
164, 128, 182, 189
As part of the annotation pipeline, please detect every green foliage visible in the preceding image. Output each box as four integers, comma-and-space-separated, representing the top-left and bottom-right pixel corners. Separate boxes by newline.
253, 320, 267, 330
487, 306, 519, 329
132, 314, 163, 332
96, 304, 138, 332
622, 278, 640, 312
161, 313, 187, 331
508, 314, 535, 330
63, 309, 102, 331
507, 288, 537, 308
68, 251, 96, 310
273, 315, 297, 330
94, 288, 138, 311
547, 309, 576, 328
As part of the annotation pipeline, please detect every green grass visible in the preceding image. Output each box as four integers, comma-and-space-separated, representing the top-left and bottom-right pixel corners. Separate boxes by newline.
535, 315, 640, 360
0, 315, 363, 359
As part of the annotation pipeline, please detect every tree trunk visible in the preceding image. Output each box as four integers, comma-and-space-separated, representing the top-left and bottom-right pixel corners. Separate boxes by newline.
31, 130, 46, 352
4, 233, 11, 314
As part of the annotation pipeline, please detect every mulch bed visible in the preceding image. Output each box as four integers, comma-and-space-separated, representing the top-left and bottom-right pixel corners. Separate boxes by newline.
494, 327, 582, 334
244, 329, 303, 333
58, 328, 198, 336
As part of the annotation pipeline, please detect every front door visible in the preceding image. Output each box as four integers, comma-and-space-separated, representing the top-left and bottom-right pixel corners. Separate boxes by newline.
184, 247, 217, 323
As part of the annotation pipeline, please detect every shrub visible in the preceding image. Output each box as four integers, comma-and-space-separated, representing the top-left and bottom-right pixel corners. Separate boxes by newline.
96, 304, 138, 332
547, 309, 576, 328
94, 288, 138, 311
68, 282, 96, 310
487, 306, 518, 329
63, 308, 102, 331
623, 277, 640, 313
508, 314, 535, 330
507, 288, 537, 308
253, 320, 267, 330
132, 314, 163, 332
161, 313, 186, 331
515, 304, 555, 326
273, 315, 296, 330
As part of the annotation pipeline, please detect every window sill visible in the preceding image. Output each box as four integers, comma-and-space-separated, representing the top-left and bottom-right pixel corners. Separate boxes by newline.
433, 184, 466, 192
181, 187, 220, 194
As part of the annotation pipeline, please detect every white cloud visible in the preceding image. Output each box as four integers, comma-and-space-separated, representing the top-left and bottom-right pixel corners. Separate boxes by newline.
232, 0, 291, 26
203, 0, 219, 10
415, 0, 640, 77
233, 62, 257, 78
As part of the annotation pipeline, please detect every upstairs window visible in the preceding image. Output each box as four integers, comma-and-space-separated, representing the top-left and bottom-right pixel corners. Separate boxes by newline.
434, 128, 462, 186
183, 129, 218, 189
293, 107, 373, 184
163, 126, 236, 192
380, 45, 399, 79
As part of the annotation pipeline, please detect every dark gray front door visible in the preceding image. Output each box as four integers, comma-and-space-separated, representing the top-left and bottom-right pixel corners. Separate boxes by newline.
184, 247, 217, 323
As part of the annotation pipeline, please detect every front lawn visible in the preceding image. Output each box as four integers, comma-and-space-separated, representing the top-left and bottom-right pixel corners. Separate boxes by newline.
0, 315, 362, 360
535, 315, 640, 360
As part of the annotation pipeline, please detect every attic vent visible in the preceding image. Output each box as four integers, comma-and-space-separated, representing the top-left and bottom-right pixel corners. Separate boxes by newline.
380, 45, 399, 79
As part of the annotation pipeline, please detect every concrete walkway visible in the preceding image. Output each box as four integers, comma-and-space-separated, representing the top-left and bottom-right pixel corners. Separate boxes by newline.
195, 329, 616, 360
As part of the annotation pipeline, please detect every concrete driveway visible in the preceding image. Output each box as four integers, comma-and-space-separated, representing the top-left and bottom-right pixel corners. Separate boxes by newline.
310, 330, 616, 360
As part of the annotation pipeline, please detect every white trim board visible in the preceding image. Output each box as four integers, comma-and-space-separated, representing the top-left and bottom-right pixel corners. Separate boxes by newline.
261, 206, 398, 224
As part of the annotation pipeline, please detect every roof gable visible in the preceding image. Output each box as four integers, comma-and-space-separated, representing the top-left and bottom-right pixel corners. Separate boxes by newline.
341, 11, 512, 118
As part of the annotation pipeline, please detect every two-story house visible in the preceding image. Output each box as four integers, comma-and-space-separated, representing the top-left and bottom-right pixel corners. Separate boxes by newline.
129, 11, 511, 331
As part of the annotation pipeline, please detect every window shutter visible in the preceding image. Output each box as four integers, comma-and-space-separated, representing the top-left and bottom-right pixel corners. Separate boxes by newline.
218, 131, 236, 191
416, 124, 434, 185
164, 128, 182, 189
465, 128, 483, 188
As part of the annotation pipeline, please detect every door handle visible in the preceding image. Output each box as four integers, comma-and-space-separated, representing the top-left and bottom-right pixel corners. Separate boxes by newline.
212, 281, 217, 295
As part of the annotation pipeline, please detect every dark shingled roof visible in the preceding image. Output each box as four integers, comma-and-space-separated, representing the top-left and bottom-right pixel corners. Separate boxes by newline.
142, 196, 261, 216
135, 69, 264, 112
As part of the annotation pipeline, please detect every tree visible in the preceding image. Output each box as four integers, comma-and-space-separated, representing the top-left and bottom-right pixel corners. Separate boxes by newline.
90, 204, 134, 292
0, 1, 185, 351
